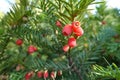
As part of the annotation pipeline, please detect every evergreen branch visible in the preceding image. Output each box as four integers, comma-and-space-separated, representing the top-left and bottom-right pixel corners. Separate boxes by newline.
68, 55, 83, 80
67, 50, 83, 80
0, 35, 10, 55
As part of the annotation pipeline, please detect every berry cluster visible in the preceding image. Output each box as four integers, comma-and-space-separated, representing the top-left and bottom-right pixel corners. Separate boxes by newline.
27, 45, 37, 54
25, 70, 62, 80
16, 39, 37, 54
16, 39, 62, 80
61, 21, 84, 52
16, 21, 83, 79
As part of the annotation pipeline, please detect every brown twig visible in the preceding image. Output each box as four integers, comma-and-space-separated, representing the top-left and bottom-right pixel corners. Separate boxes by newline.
67, 54, 83, 80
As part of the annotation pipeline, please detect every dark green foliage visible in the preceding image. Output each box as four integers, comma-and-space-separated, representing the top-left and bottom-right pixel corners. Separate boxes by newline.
0, 0, 120, 80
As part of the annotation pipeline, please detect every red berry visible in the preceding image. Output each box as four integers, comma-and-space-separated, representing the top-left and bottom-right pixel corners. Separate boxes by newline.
72, 21, 81, 29
74, 27, 84, 36
43, 70, 49, 79
28, 45, 37, 54
62, 24, 72, 36
57, 70, 62, 76
37, 71, 43, 78
50, 71, 55, 79
72, 21, 80, 31
33, 46, 37, 51
16, 39, 23, 46
25, 72, 33, 80
56, 20, 62, 27
72, 21, 83, 37
68, 37, 77, 47
63, 45, 69, 52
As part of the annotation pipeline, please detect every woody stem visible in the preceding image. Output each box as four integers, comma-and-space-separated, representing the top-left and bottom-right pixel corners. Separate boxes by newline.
67, 52, 83, 80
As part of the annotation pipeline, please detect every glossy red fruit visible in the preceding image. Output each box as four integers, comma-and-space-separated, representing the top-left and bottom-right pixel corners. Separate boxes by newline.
25, 72, 33, 80
74, 27, 84, 36
62, 24, 72, 36
16, 39, 23, 46
56, 20, 62, 27
43, 70, 49, 79
68, 37, 77, 47
50, 71, 55, 79
28, 45, 37, 54
33, 46, 37, 51
72, 21, 83, 37
63, 45, 69, 52
72, 21, 80, 32
57, 70, 62, 76
72, 21, 81, 30
37, 71, 43, 78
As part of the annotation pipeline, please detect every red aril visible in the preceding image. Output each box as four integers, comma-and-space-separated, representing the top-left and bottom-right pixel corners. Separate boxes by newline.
57, 70, 62, 76
28, 45, 37, 54
16, 39, 23, 46
43, 70, 49, 79
50, 71, 55, 79
74, 27, 84, 36
37, 71, 43, 78
68, 37, 77, 47
25, 72, 33, 80
62, 24, 72, 36
63, 45, 69, 52
72, 21, 83, 37
56, 20, 62, 27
